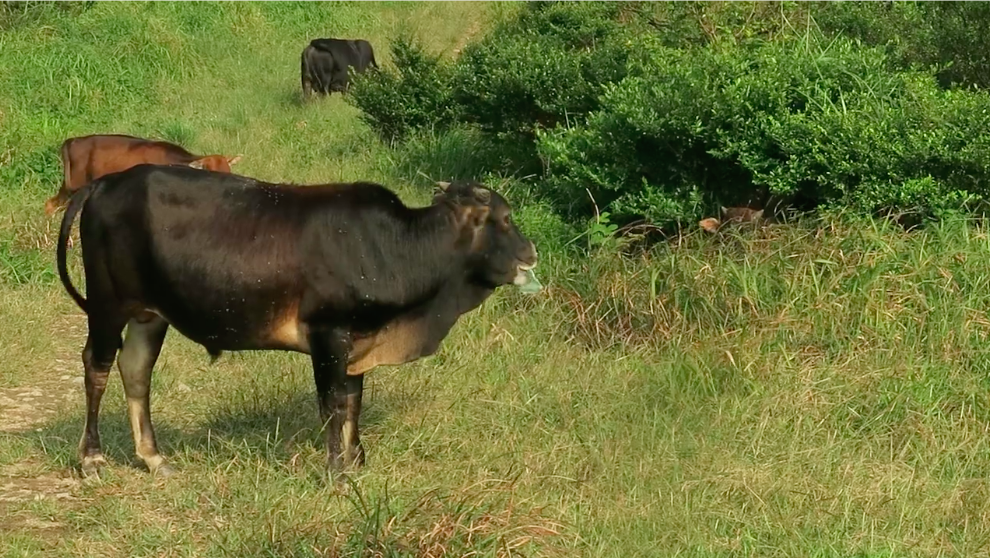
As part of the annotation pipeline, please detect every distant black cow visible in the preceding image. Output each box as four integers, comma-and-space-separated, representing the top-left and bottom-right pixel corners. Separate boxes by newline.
57, 165, 541, 479
301, 38, 378, 98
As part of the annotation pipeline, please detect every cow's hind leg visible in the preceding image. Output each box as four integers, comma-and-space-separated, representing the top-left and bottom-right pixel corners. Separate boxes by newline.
342, 374, 365, 469
301, 65, 313, 101
117, 313, 172, 476
79, 314, 126, 479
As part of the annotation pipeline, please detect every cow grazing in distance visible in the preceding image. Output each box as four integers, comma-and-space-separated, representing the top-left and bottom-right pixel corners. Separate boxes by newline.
699, 206, 766, 233
56, 165, 541, 479
301, 38, 378, 99
44, 134, 242, 215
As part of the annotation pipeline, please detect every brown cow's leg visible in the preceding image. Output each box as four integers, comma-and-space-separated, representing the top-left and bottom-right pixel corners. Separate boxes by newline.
342, 374, 365, 469
78, 316, 126, 479
117, 314, 172, 476
310, 327, 350, 475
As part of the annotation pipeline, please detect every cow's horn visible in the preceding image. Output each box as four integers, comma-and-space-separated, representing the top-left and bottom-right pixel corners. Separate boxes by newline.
472, 187, 491, 204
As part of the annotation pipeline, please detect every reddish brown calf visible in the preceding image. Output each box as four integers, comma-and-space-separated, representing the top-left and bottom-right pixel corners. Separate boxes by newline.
699, 206, 766, 233
44, 134, 242, 215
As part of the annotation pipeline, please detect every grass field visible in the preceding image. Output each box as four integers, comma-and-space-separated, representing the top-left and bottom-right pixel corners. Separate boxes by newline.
4, 2, 990, 557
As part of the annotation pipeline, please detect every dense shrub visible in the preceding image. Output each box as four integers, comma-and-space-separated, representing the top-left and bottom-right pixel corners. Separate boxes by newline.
813, 1, 990, 91
451, 1, 630, 137
538, 34, 990, 226
348, 35, 459, 144
350, 1, 632, 169
923, 2, 990, 90
351, 1, 990, 229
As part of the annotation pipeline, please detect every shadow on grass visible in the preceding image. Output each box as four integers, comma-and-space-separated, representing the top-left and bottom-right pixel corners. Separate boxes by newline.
11, 383, 413, 476
282, 86, 307, 109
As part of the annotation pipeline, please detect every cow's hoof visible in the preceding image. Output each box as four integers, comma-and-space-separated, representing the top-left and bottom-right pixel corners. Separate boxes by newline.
80, 455, 107, 481
152, 462, 177, 478
325, 469, 352, 491
343, 448, 365, 470
324, 458, 350, 487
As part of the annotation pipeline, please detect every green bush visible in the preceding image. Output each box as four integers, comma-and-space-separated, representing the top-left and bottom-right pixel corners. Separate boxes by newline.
538, 34, 990, 227
923, 2, 990, 90
350, 1, 632, 172
814, 1, 990, 91
351, 1, 990, 230
348, 35, 459, 144
451, 1, 629, 136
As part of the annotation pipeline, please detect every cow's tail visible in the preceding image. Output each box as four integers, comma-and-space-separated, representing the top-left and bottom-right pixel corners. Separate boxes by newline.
57, 179, 97, 313
45, 139, 75, 215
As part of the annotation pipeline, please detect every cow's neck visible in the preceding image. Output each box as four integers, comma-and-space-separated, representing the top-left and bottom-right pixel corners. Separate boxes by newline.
385, 204, 472, 301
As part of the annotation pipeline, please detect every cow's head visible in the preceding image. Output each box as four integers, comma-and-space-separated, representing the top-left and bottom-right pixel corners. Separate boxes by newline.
435, 180, 541, 293
188, 154, 243, 173
720, 206, 764, 223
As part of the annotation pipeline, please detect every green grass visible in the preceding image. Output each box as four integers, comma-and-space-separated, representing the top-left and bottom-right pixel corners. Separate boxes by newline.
4, 2, 990, 557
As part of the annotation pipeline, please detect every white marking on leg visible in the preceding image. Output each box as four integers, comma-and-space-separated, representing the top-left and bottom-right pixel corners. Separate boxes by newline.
118, 317, 167, 470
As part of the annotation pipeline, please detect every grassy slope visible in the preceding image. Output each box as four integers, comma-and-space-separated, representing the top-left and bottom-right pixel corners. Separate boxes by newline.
3, 2, 990, 557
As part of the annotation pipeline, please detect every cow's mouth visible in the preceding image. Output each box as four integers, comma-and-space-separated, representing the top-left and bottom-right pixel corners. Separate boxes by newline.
513, 261, 542, 293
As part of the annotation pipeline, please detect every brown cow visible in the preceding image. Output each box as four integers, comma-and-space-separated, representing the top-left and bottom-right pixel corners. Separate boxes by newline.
699, 206, 766, 233
44, 134, 242, 215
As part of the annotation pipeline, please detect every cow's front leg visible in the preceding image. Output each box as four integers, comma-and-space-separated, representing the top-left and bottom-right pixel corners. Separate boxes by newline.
342, 374, 365, 469
310, 326, 350, 474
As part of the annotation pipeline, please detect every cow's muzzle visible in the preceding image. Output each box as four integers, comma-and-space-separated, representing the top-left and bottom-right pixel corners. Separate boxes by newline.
513, 245, 542, 294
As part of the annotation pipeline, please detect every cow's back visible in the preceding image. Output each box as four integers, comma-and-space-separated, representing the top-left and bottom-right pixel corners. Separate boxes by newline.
67, 134, 197, 188
309, 38, 374, 72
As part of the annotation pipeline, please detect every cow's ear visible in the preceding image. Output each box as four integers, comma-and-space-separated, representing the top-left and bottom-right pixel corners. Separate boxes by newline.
188, 159, 206, 170
471, 186, 491, 205
227, 155, 243, 166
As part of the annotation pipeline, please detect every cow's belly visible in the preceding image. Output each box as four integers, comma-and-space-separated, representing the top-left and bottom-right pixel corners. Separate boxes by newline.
139, 283, 310, 354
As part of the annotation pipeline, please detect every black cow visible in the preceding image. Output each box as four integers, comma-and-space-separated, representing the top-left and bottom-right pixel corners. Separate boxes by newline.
301, 38, 378, 99
56, 164, 541, 479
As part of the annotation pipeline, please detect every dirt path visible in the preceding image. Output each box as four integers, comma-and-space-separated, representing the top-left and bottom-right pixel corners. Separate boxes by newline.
0, 314, 86, 535
0, 367, 81, 433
